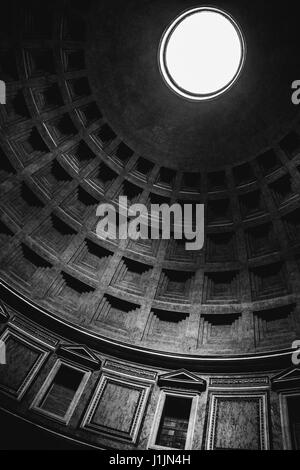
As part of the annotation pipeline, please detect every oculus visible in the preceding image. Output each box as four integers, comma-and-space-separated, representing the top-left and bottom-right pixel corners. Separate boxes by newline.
159, 7, 246, 101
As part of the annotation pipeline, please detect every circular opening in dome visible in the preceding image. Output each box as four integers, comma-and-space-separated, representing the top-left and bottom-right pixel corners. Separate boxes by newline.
159, 7, 246, 101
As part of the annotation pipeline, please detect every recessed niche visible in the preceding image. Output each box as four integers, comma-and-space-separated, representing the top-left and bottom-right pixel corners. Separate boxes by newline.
149, 193, 171, 207
76, 102, 102, 127
5, 243, 52, 291
250, 262, 288, 301
51, 160, 72, 183
157, 167, 176, 189
32, 159, 72, 197
133, 157, 154, 180
33, 83, 63, 111
64, 140, 94, 172
120, 180, 142, 203
206, 232, 236, 262
269, 174, 297, 207
203, 271, 239, 303
32, 213, 76, 255
207, 198, 232, 225
233, 162, 255, 186
245, 223, 278, 258
88, 162, 117, 193
199, 313, 241, 346
96, 294, 140, 334
21, 182, 44, 208
4, 90, 30, 121
112, 142, 134, 166
60, 186, 98, 223
95, 124, 116, 147
183, 172, 201, 191
24, 49, 56, 76
0, 147, 15, 176
3, 182, 44, 227
166, 237, 196, 262
71, 239, 112, 279
254, 304, 297, 347
61, 271, 94, 295
18, 127, 49, 161
110, 257, 152, 295
51, 214, 77, 236
146, 309, 189, 342
208, 171, 227, 192
33, 363, 85, 421
257, 149, 281, 176
67, 77, 91, 101
0, 219, 13, 240
21, 244, 52, 269
47, 271, 95, 314
62, 49, 85, 72
156, 269, 194, 303
282, 209, 300, 242
239, 190, 265, 219
0, 219, 13, 247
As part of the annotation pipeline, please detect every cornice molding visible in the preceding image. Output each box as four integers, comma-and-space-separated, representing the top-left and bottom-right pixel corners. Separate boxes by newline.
158, 369, 206, 391
0, 281, 294, 373
271, 367, 300, 390
56, 343, 101, 369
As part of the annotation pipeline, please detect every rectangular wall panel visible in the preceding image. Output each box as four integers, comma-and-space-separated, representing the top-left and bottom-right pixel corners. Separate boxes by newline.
206, 393, 269, 450
81, 374, 150, 443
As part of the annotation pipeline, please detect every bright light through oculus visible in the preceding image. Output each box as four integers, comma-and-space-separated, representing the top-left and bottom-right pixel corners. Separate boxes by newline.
159, 7, 246, 101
